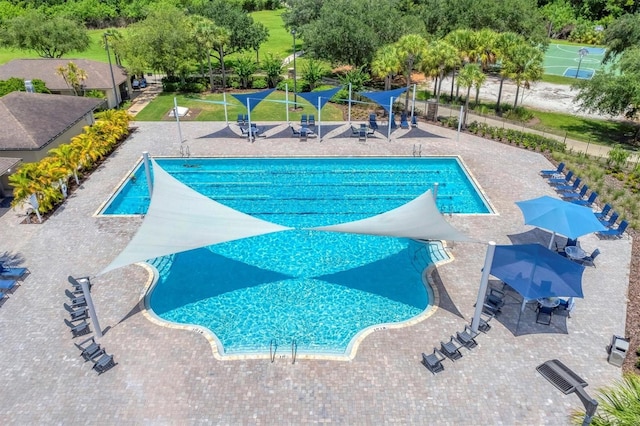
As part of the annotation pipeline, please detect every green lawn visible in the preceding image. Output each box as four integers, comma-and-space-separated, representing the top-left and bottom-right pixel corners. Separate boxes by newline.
134, 91, 344, 122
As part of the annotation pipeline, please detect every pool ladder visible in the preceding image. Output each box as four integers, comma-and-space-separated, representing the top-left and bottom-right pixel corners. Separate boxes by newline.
268, 339, 297, 364
180, 144, 191, 158
413, 144, 422, 157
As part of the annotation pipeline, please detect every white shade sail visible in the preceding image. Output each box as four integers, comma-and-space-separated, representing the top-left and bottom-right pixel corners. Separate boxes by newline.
309, 190, 472, 242
99, 159, 292, 275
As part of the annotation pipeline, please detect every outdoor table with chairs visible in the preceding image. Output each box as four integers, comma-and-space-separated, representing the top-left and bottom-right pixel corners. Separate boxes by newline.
565, 246, 587, 260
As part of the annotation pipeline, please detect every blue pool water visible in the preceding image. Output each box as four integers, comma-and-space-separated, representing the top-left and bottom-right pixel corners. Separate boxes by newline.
105, 158, 490, 355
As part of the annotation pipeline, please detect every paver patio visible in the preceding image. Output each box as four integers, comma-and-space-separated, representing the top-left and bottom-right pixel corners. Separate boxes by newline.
0, 121, 630, 424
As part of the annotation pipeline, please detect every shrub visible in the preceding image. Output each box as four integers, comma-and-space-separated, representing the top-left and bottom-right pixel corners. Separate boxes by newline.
252, 77, 268, 89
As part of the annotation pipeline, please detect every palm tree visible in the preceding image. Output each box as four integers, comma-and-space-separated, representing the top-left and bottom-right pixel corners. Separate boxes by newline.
189, 15, 223, 92
49, 143, 82, 185
571, 373, 640, 425
421, 39, 460, 110
444, 29, 476, 100
371, 44, 401, 91
395, 34, 429, 112
503, 44, 544, 108
457, 63, 484, 128
494, 32, 526, 114
474, 28, 498, 72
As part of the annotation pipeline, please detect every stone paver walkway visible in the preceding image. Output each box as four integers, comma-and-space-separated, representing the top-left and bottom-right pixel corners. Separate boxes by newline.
0, 121, 630, 424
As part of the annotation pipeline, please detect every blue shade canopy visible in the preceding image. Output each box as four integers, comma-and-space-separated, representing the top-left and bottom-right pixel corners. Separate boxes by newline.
296, 87, 342, 110
490, 244, 586, 299
230, 89, 275, 112
359, 88, 408, 113
516, 196, 607, 240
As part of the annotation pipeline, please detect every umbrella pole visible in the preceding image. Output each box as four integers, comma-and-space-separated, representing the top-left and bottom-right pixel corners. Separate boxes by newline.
471, 241, 496, 333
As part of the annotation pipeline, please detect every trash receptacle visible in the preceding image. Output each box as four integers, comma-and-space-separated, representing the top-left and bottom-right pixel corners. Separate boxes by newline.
607, 335, 630, 367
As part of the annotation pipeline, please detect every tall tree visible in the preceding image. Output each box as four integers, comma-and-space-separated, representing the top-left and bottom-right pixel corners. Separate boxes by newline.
421, 39, 460, 106
601, 13, 640, 63
371, 44, 401, 91
396, 34, 429, 112
0, 10, 90, 58
494, 32, 527, 113
457, 63, 484, 127
502, 44, 544, 108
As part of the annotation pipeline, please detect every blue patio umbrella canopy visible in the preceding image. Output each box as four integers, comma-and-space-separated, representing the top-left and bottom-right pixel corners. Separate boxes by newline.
490, 244, 586, 299
516, 195, 607, 247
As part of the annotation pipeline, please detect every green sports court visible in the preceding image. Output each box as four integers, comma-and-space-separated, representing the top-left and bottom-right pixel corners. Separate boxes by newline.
543, 43, 608, 79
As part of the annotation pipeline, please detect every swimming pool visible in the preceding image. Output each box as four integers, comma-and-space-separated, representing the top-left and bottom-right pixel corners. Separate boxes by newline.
104, 157, 490, 357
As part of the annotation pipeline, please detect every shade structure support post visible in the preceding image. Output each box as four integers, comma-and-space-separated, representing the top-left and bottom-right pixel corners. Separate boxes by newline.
174, 97, 184, 144
317, 96, 322, 141
548, 231, 557, 249
410, 84, 416, 120
69, 276, 102, 339
387, 97, 393, 141
246, 98, 253, 142
223, 92, 228, 126
285, 83, 290, 124
471, 241, 496, 333
142, 151, 153, 196
433, 182, 439, 200
348, 83, 352, 125
456, 105, 464, 141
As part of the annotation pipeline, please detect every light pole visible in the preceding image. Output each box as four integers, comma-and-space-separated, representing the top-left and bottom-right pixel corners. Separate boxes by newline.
104, 33, 120, 107
291, 29, 297, 109
575, 47, 589, 79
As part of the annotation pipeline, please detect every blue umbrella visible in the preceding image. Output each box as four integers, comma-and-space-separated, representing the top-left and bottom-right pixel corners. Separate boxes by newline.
490, 244, 585, 300
516, 196, 607, 248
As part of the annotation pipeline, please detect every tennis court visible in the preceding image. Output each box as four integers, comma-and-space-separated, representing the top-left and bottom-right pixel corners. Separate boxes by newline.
544, 44, 607, 79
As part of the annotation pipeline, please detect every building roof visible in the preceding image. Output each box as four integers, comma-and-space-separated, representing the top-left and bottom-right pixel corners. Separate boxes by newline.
0, 92, 103, 151
0, 157, 21, 175
0, 58, 128, 91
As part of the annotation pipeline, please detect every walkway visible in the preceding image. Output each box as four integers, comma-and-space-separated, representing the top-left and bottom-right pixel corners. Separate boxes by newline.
0, 121, 630, 423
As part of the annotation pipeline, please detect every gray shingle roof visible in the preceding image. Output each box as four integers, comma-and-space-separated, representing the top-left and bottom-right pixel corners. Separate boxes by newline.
0, 157, 21, 174
0, 58, 128, 91
0, 92, 103, 150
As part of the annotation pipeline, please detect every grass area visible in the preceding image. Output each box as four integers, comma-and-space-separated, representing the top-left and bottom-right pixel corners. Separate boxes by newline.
530, 110, 637, 149
134, 91, 344, 122
540, 74, 581, 85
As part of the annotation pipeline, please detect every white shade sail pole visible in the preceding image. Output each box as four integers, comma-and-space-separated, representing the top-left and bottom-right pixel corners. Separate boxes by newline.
223, 92, 228, 126
387, 97, 393, 141
456, 105, 464, 141
348, 83, 352, 125
471, 241, 496, 333
246, 98, 252, 141
142, 151, 153, 196
411, 84, 416, 120
174, 97, 183, 143
318, 96, 322, 141
69, 276, 102, 339
285, 83, 290, 124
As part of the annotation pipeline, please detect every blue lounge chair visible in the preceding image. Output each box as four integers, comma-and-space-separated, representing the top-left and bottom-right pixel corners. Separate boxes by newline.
555, 177, 581, 193
369, 114, 379, 132
0, 266, 28, 280
242, 114, 249, 123
599, 211, 619, 228
290, 126, 301, 137
541, 162, 565, 176
561, 185, 588, 200
572, 191, 597, 207
548, 170, 574, 185
576, 248, 600, 267
390, 113, 398, 129
400, 112, 409, 129
0, 279, 18, 292
597, 220, 628, 238
411, 115, 418, 127
236, 114, 245, 125
308, 114, 315, 127
300, 114, 308, 126
594, 203, 612, 220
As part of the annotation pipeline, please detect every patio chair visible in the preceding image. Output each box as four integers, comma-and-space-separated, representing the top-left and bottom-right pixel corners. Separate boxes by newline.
483, 288, 505, 315
390, 113, 398, 130
597, 220, 628, 238
350, 126, 360, 137
555, 177, 581, 193
64, 318, 91, 338
92, 352, 117, 375
0, 279, 18, 292
557, 298, 576, 317
65, 289, 86, 305
369, 114, 379, 132
358, 126, 368, 142
236, 114, 245, 126
421, 348, 446, 374
411, 114, 418, 127
440, 337, 463, 361
456, 325, 479, 349
300, 114, 308, 126
540, 162, 565, 177
65, 303, 88, 320
536, 305, 554, 325
290, 126, 301, 137
575, 248, 600, 267
560, 184, 588, 200
571, 191, 597, 207
0, 266, 29, 280
308, 114, 315, 127
476, 313, 494, 333
599, 211, 619, 228
75, 337, 104, 362
400, 112, 409, 129
594, 203, 611, 220
548, 170, 574, 185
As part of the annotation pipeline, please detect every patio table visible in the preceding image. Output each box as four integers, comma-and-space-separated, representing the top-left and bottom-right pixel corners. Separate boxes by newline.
565, 246, 587, 260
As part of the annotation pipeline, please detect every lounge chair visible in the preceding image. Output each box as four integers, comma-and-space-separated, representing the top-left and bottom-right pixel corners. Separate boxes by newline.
576, 248, 600, 267
308, 114, 315, 127
92, 353, 117, 375
536, 305, 554, 325
597, 220, 628, 238
369, 114, 378, 132
548, 170, 574, 185
560, 184, 588, 200
421, 349, 446, 374
350, 126, 360, 137
599, 211, 619, 228
571, 191, 597, 207
483, 288, 505, 315
540, 162, 565, 177
456, 325, 479, 349
236, 113, 245, 125
358, 125, 368, 142
476, 313, 493, 333
400, 112, 409, 129
440, 337, 463, 361
555, 177, 581, 193
65, 303, 88, 321
64, 318, 91, 338
75, 337, 104, 362
0, 266, 29, 280
290, 126, 301, 137
300, 114, 308, 126
557, 298, 575, 317
594, 203, 611, 220
0, 279, 18, 292
390, 113, 398, 130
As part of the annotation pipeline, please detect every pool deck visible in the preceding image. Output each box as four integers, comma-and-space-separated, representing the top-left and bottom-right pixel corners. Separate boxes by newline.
0, 121, 631, 424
